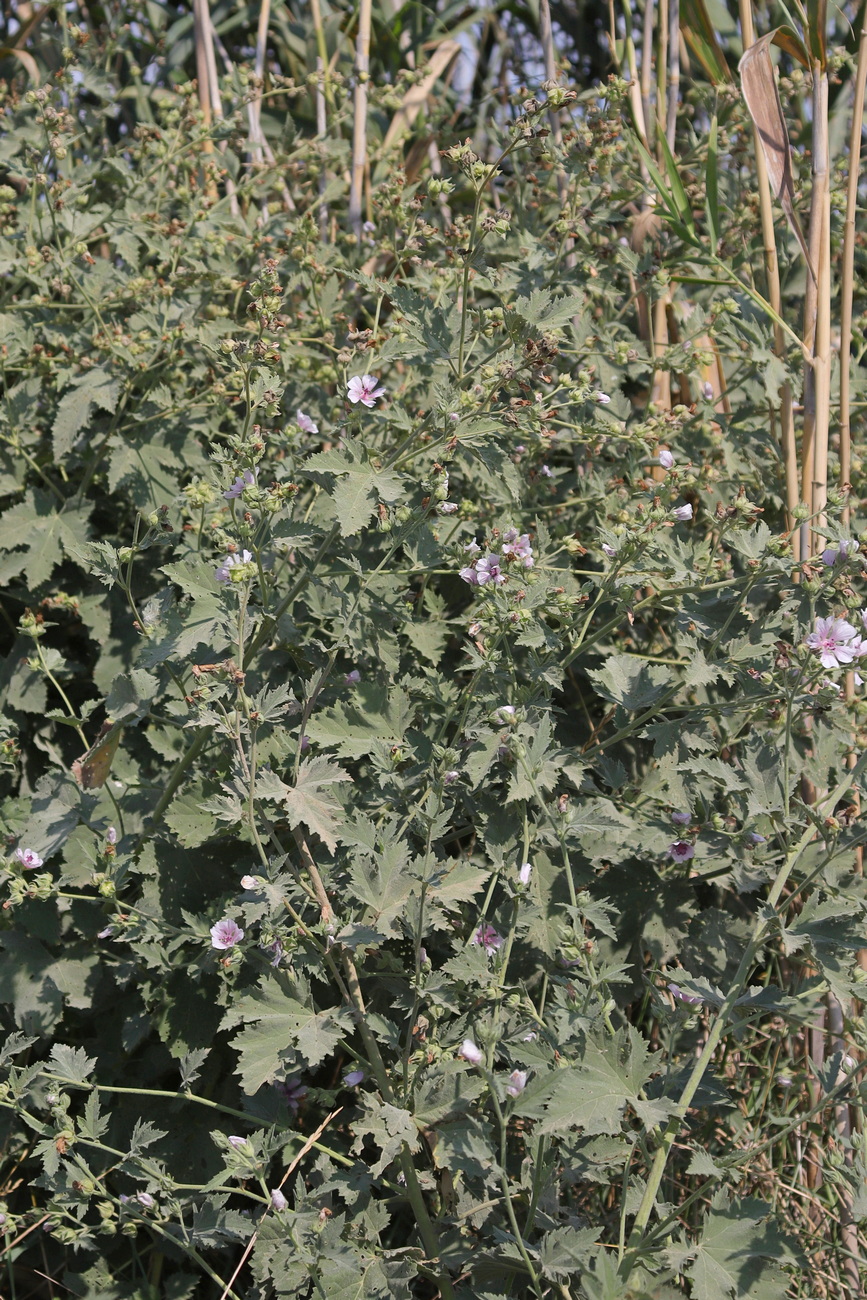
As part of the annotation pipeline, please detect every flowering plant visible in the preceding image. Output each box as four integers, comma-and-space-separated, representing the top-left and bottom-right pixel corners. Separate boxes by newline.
0, 16, 866, 1300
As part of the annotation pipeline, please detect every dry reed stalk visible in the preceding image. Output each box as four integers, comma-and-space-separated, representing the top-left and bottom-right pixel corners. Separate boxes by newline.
192, 0, 216, 201
348, 0, 373, 238
839, 9, 867, 528
641, 0, 655, 144
310, 0, 330, 240
828, 994, 861, 1295
808, 66, 831, 552
737, 15, 800, 550
666, 0, 679, 148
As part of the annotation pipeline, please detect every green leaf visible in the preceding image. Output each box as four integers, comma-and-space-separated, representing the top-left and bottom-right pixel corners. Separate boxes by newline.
305, 440, 404, 537
49, 1043, 97, 1086
282, 755, 350, 853
0, 490, 93, 588
685, 1194, 800, 1300
53, 367, 121, 459
587, 655, 672, 709
227, 984, 352, 1091
706, 114, 719, 254
306, 683, 412, 759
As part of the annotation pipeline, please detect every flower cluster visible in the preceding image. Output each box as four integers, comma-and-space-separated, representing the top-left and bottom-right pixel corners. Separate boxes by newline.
460, 529, 534, 587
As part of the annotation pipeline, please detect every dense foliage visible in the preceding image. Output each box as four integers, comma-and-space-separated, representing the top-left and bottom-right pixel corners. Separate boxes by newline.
2, 2, 867, 1298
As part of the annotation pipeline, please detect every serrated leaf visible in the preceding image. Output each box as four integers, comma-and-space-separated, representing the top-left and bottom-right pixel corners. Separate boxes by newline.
49, 1043, 97, 1086
282, 755, 350, 853
53, 367, 120, 459
587, 655, 673, 709
685, 1194, 800, 1300
227, 983, 352, 1091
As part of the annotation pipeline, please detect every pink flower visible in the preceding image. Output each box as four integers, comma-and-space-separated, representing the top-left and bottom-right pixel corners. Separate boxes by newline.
296, 410, 318, 434
345, 669, 361, 685
506, 1069, 528, 1097
444, 770, 459, 784
210, 918, 244, 950
347, 374, 386, 408
668, 840, 695, 864
136, 1193, 155, 1208
15, 847, 43, 869
97, 925, 114, 939
227, 1135, 248, 1149
438, 502, 459, 514
658, 448, 675, 469
472, 922, 502, 954
671, 811, 691, 825
601, 543, 617, 559
540, 464, 553, 478
215, 550, 253, 583
270, 1187, 288, 1210
343, 1069, 365, 1086
274, 1077, 307, 1114
496, 705, 516, 723
502, 529, 534, 568
223, 469, 256, 500
668, 982, 703, 1005
475, 554, 506, 586
106, 826, 118, 845
458, 1039, 482, 1064
459, 565, 480, 586
464, 540, 481, 556
240, 875, 258, 890
701, 380, 714, 401
671, 504, 693, 522
805, 616, 859, 669
596, 391, 611, 404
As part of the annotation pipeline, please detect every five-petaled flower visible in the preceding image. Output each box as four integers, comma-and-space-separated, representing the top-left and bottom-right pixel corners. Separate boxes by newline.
671, 504, 693, 522
472, 922, 502, 954
215, 550, 254, 584
210, 918, 244, 950
458, 1039, 482, 1064
296, 410, 318, 434
223, 469, 256, 500
668, 840, 695, 864
460, 553, 507, 587
347, 374, 386, 407
15, 847, 43, 869
805, 616, 860, 669
502, 528, 534, 568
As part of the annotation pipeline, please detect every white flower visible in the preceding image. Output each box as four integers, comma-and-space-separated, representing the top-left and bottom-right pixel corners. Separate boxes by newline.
601, 543, 617, 559
671, 504, 693, 522
296, 410, 318, 434
270, 1187, 288, 1210
518, 862, 532, 885
438, 502, 459, 514
215, 550, 254, 583
458, 1039, 483, 1064
596, 391, 611, 404
495, 705, 517, 723
240, 875, 258, 890
658, 448, 675, 469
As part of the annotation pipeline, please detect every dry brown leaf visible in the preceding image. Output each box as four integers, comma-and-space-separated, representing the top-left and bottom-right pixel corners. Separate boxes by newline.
382, 41, 460, 151
739, 34, 814, 278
